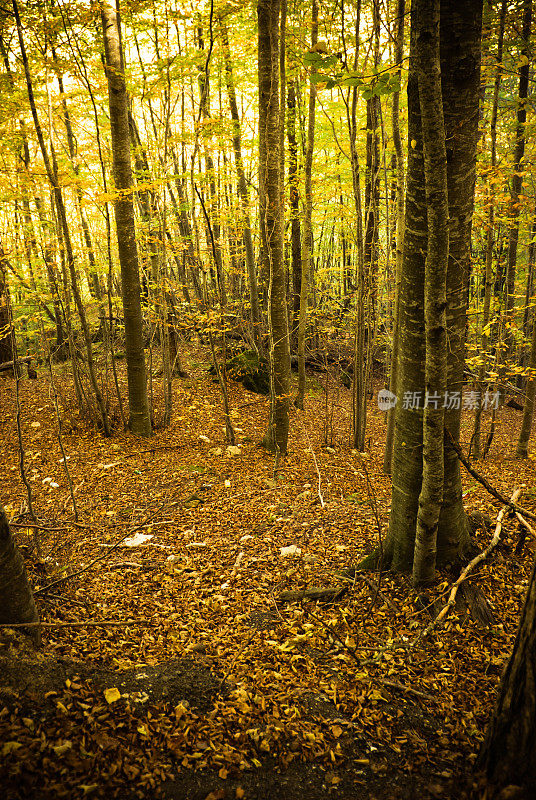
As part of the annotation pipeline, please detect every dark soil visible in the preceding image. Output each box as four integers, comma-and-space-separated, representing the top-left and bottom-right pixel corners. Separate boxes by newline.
0, 630, 487, 800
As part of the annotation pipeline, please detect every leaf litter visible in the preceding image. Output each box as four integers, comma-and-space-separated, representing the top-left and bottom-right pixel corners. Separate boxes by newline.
0, 348, 535, 799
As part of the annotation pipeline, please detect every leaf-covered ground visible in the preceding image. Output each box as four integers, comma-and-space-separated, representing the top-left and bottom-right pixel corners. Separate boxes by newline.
1, 347, 534, 800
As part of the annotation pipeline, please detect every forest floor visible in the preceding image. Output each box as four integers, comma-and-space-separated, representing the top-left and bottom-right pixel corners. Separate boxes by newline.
0, 343, 535, 800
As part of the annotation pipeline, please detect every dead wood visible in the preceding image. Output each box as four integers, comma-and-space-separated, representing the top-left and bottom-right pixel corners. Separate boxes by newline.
278, 585, 348, 603
445, 427, 536, 522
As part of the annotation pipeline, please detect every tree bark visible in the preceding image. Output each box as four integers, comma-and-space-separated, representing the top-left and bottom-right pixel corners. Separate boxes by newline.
472, 0, 507, 459
375, 0, 482, 574
258, 0, 291, 455
478, 552, 536, 789
504, 0, 532, 320
0, 263, 13, 364
412, 0, 449, 586
383, 0, 405, 475
295, 0, 318, 410
287, 78, 301, 344
516, 302, 536, 457
0, 506, 40, 645
101, 0, 151, 437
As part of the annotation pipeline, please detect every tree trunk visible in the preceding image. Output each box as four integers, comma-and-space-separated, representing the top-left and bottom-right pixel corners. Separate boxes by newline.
472, 0, 507, 459
0, 506, 40, 644
14, 0, 110, 436
287, 79, 301, 345
516, 302, 536, 457
258, 0, 291, 456
412, 0, 448, 586
384, 0, 405, 475
219, 19, 262, 351
101, 0, 151, 437
374, 0, 482, 574
295, 0, 318, 410
0, 265, 13, 364
478, 552, 536, 790
504, 0, 532, 321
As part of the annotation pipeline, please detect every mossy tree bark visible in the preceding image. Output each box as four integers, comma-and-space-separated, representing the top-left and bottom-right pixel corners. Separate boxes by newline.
412, 0, 448, 586
478, 552, 536, 789
0, 506, 40, 644
101, 0, 151, 437
258, 0, 291, 455
295, 0, 318, 410
383, 0, 405, 476
374, 0, 482, 574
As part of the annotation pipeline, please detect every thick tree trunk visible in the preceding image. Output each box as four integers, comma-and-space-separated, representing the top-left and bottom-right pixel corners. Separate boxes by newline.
437, 0, 482, 558
0, 506, 40, 644
412, 0, 448, 586
377, 0, 482, 574
258, 0, 291, 455
101, 0, 151, 437
478, 553, 536, 790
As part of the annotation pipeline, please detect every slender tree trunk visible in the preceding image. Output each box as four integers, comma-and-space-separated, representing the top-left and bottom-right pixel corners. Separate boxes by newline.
101, 0, 151, 437
0, 264, 13, 364
219, 19, 262, 351
516, 302, 536, 457
472, 0, 507, 459
504, 0, 532, 321
287, 79, 302, 344
259, 0, 291, 455
14, 0, 110, 435
295, 0, 318, 410
384, 0, 405, 475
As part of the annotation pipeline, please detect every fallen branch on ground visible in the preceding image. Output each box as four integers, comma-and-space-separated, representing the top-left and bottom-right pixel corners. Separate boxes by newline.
0, 619, 160, 628
34, 499, 174, 595
445, 427, 536, 522
415, 488, 522, 644
278, 586, 348, 603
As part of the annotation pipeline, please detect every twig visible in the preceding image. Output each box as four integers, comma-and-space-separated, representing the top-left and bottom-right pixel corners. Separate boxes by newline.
415, 488, 522, 644
446, 427, 536, 521
294, 411, 325, 507
34, 500, 172, 595
361, 574, 398, 613
515, 511, 536, 539
379, 678, 434, 703
0, 619, 159, 629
